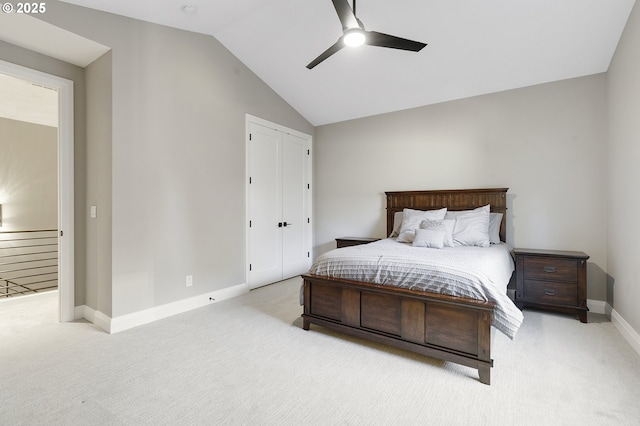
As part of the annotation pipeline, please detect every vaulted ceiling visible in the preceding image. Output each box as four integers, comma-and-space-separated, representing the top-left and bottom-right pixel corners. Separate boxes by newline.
14, 1, 640, 125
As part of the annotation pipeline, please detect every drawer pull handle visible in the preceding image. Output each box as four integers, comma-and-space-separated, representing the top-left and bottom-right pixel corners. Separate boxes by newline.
543, 266, 556, 273
544, 289, 556, 296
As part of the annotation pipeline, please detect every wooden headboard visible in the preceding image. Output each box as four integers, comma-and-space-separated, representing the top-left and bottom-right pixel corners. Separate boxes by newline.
385, 188, 509, 242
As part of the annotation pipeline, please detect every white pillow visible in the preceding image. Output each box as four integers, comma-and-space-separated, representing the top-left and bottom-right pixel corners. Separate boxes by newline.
445, 206, 485, 219
489, 212, 503, 244
420, 218, 455, 247
396, 207, 447, 243
389, 211, 404, 238
452, 205, 490, 247
447, 207, 502, 244
396, 229, 416, 243
413, 228, 445, 249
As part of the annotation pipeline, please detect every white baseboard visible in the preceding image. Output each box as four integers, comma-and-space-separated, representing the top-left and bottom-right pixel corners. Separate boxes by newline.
605, 302, 613, 319
77, 283, 249, 334
75, 304, 111, 332
587, 299, 606, 315
610, 306, 640, 357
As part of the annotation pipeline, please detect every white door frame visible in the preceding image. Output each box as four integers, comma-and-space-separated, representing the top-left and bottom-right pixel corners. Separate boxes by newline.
0, 60, 75, 322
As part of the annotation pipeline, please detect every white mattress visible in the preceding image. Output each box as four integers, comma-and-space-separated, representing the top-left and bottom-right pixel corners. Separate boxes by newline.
308, 238, 523, 339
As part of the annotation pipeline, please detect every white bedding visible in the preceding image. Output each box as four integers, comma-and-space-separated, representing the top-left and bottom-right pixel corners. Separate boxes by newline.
307, 238, 523, 339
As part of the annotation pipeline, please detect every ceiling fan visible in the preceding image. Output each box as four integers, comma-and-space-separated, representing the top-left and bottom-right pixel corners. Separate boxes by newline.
307, 0, 427, 69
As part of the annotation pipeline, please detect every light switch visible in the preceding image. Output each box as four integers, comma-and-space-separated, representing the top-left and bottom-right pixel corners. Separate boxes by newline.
90, 205, 97, 218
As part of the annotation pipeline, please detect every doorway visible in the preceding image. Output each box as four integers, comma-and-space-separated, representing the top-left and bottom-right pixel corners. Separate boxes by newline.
0, 60, 75, 322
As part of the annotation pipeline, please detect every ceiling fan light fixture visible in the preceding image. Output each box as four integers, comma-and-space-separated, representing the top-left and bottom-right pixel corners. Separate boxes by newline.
306, 0, 426, 69
343, 29, 365, 47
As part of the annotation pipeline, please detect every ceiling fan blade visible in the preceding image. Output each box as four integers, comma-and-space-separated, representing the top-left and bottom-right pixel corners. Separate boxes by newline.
306, 38, 345, 69
365, 31, 427, 52
331, 0, 360, 30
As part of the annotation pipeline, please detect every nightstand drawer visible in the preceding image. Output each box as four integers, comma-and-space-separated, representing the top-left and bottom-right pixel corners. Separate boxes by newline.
523, 280, 577, 305
523, 257, 577, 282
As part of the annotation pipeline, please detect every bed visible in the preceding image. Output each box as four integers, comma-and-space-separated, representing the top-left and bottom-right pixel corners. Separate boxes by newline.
301, 188, 523, 384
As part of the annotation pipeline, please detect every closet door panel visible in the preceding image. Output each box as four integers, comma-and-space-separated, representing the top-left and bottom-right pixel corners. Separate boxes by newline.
282, 133, 310, 278
248, 124, 283, 287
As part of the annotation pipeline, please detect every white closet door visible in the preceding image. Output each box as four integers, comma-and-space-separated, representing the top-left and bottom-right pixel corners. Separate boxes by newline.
281, 132, 310, 278
248, 123, 283, 288
247, 117, 312, 289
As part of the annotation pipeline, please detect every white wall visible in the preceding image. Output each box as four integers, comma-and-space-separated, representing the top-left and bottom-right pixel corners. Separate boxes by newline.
607, 2, 640, 338
39, 1, 314, 318
315, 74, 608, 301
0, 117, 57, 231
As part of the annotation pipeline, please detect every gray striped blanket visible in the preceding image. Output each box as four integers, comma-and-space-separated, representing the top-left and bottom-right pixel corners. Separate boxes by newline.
308, 238, 523, 339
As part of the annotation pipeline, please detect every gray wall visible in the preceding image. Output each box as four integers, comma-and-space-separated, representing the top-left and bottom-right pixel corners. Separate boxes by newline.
0, 117, 57, 230
0, 39, 87, 306
608, 2, 640, 336
39, 1, 314, 317
85, 51, 112, 316
314, 74, 608, 302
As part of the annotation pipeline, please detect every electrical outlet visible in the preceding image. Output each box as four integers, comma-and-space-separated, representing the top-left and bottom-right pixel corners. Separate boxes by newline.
186, 275, 193, 287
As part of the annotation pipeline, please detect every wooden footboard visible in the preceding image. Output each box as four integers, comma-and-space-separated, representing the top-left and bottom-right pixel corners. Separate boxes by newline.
301, 274, 495, 384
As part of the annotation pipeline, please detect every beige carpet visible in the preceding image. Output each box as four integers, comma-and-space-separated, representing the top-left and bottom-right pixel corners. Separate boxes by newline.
1, 277, 640, 425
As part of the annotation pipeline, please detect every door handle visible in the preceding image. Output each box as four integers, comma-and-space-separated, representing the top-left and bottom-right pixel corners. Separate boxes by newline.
283, 222, 292, 227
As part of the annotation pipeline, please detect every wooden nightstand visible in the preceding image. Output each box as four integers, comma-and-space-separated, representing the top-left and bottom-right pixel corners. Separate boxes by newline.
513, 248, 589, 323
335, 237, 381, 248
